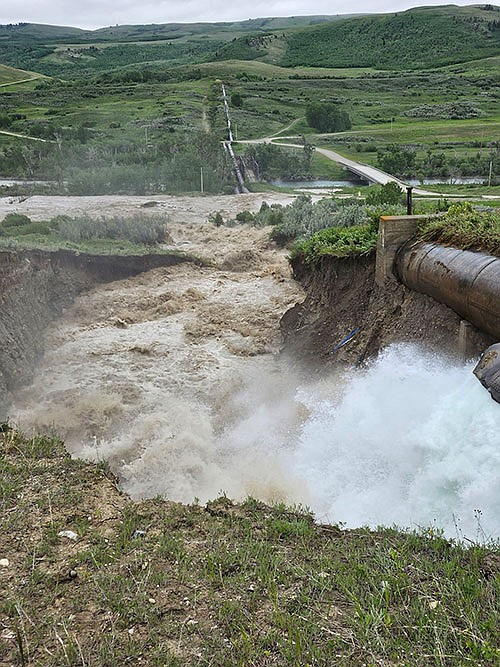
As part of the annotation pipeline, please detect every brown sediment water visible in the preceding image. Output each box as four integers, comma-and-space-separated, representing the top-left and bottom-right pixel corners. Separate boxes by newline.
6, 194, 500, 540
8, 195, 310, 505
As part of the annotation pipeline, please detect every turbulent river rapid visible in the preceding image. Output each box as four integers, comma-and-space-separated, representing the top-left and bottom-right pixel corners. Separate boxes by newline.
8, 195, 500, 542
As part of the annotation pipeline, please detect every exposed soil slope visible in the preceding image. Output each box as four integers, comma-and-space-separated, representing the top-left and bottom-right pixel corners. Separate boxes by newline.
281, 254, 494, 367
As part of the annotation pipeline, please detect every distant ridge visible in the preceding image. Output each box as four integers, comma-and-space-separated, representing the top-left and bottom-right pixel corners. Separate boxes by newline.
1, 5, 499, 74
0, 16, 339, 43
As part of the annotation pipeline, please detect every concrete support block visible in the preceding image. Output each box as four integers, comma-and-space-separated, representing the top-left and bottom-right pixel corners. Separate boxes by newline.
375, 215, 427, 287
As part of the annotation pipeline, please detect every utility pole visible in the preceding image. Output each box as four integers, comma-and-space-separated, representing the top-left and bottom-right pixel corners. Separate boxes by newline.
488, 159, 493, 187
406, 186, 413, 215
200, 166, 204, 193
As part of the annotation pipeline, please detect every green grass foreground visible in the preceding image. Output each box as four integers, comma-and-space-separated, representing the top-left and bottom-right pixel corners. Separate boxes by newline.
1, 427, 499, 665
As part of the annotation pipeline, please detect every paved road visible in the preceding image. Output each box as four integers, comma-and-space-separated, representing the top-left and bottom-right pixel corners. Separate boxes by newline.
238, 134, 441, 196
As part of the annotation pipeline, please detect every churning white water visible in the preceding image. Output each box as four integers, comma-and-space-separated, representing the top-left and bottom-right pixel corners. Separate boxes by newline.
7, 198, 500, 542
289, 345, 500, 541
15, 337, 500, 541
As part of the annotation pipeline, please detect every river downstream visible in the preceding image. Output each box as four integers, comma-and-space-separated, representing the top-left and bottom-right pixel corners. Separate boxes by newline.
5, 194, 500, 541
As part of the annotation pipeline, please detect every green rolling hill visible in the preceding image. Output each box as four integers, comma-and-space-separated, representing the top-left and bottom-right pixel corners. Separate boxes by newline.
211, 5, 500, 70
0, 63, 43, 84
281, 5, 500, 69
1, 6, 500, 75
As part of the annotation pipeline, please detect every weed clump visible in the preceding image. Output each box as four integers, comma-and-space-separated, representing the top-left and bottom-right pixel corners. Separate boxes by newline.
417, 202, 500, 256
290, 223, 378, 264
56, 213, 169, 245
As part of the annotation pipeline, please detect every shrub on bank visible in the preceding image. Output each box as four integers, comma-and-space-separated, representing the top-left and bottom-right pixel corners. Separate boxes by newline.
56, 214, 169, 245
418, 202, 500, 256
290, 223, 378, 265
0, 213, 52, 237
215, 196, 371, 245
1, 212, 33, 227
0, 211, 170, 247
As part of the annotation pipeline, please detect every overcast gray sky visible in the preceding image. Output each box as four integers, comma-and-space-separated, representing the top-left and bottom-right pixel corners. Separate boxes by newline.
0, 1, 484, 30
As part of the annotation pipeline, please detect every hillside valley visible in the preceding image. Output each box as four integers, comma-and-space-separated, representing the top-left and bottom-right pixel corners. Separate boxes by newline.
1, 4, 500, 665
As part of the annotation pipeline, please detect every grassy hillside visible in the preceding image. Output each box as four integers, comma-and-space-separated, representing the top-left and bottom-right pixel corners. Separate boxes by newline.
0, 63, 43, 84
1, 427, 500, 666
282, 5, 500, 69
0, 6, 499, 193
3, 6, 500, 76
0, 16, 336, 78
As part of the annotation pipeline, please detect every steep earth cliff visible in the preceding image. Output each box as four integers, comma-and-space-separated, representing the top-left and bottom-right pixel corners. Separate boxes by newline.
281, 254, 494, 366
0, 249, 190, 417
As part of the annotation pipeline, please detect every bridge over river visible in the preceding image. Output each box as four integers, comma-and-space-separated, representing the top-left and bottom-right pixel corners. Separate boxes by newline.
238, 135, 440, 197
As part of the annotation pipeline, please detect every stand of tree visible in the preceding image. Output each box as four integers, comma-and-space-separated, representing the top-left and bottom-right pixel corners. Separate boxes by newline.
305, 102, 352, 133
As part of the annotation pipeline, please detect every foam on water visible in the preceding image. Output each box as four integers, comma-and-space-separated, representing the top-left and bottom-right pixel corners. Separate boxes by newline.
289, 344, 500, 540
12, 335, 500, 541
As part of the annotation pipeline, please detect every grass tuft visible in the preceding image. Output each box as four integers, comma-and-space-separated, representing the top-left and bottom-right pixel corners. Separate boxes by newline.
417, 202, 500, 256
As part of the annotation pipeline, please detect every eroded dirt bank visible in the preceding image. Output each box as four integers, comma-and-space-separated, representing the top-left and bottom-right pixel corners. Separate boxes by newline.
0, 193, 298, 419
281, 254, 495, 366
0, 249, 192, 417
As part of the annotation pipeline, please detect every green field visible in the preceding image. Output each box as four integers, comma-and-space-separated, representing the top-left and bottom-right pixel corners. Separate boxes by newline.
0, 6, 499, 194
0, 63, 43, 85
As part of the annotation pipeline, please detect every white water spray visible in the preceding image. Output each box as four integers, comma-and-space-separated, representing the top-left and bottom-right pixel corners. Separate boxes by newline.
13, 339, 500, 541
290, 344, 500, 540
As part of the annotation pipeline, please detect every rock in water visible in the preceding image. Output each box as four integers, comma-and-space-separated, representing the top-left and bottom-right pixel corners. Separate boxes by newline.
474, 343, 500, 404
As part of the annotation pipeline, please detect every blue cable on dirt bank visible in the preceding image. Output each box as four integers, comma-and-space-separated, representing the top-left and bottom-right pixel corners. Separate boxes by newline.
331, 327, 360, 353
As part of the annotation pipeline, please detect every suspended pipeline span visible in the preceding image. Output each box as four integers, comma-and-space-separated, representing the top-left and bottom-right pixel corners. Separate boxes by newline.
395, 242, 500, 341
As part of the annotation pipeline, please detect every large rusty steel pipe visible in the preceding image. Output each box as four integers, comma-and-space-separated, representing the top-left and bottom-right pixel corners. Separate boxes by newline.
395, 242, 500, 340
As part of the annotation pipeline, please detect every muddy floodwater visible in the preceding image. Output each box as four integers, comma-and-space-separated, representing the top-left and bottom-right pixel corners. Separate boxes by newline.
7, 194, 500, 540
9, 194, 310, 504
